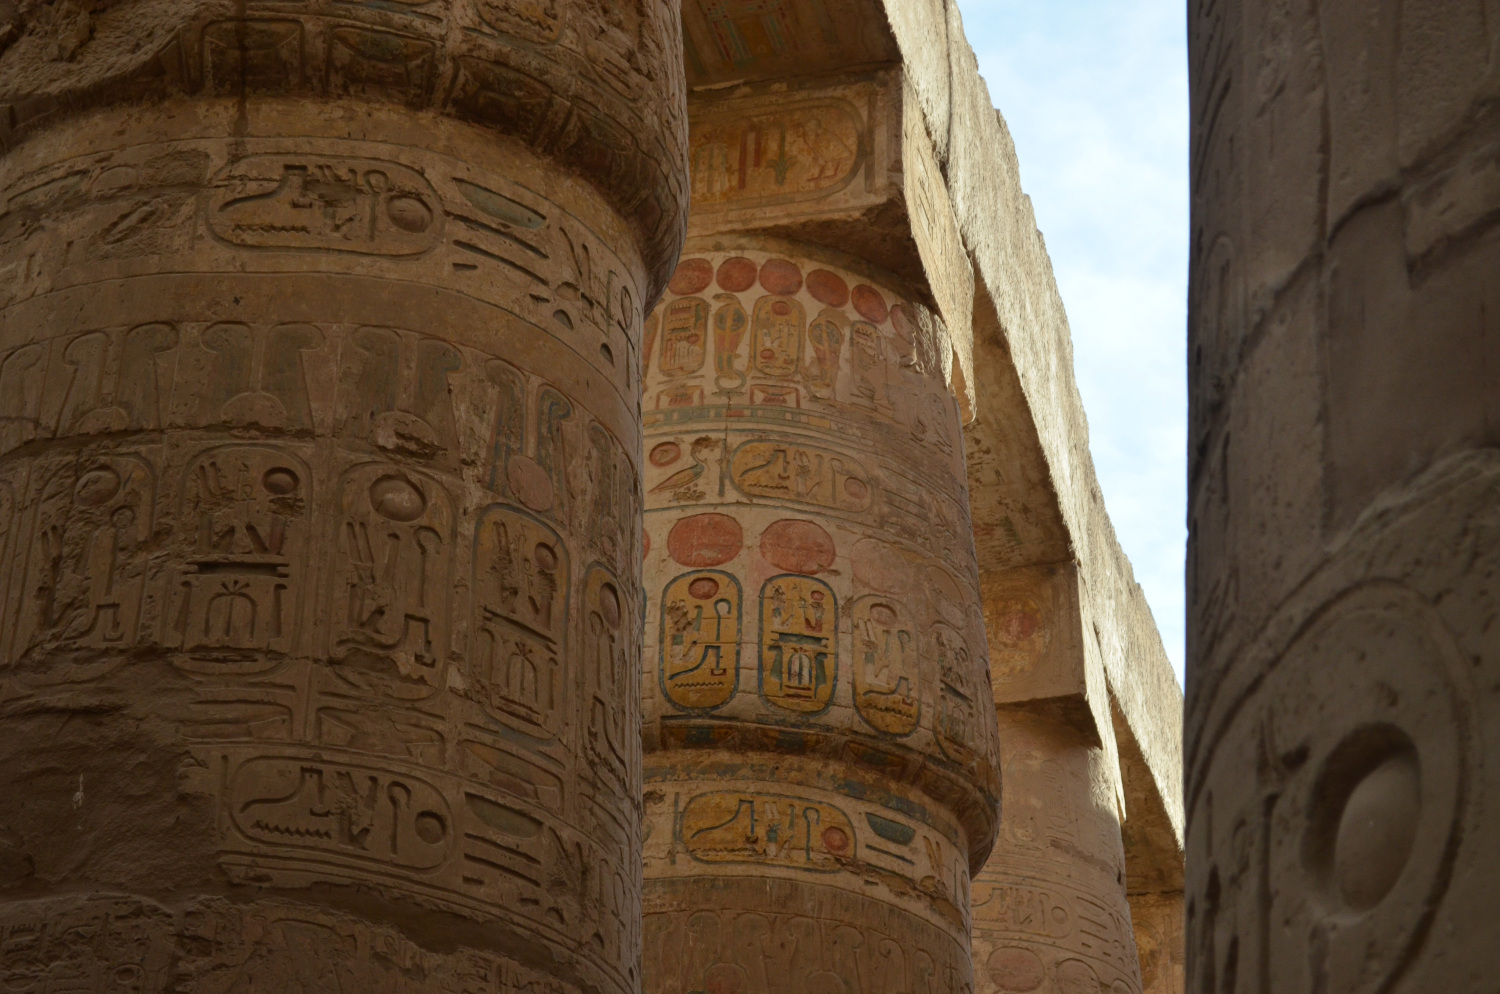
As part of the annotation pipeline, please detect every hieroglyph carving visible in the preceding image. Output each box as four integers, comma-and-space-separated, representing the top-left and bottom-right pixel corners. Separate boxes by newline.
682, 791, 855, 871
661, 570, 742, 711
731, 440, 872, 513
851, 594, 920, 736
690, 98, 865, 210
164, 445, 312, 666
327, 465, 453, 695
4, 453, 156, 667
759, 574, 837, 714
471, 506, 569, 739
207, 156, 441, 255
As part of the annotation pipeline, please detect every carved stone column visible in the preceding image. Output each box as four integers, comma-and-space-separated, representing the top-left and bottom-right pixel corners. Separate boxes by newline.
638, 237, 999, 993
1129, 893, 1184, 994
1188, 2, 1500, 991
971, 708, 1142, 994
0, 3, 685, 990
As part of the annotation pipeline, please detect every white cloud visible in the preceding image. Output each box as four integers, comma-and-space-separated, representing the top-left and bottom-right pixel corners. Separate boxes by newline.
955, 1, 1189, 682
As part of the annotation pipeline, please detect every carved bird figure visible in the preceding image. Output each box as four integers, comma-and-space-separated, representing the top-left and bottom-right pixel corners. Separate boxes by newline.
649, 437, 718, 495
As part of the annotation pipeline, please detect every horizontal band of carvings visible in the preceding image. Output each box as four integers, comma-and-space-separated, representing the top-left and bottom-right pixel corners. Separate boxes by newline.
0, 132, 648, 425
644, 776, 973, 941
973, 867, 1143, 990
642, 729, 999, 874
0, 4, 688, 296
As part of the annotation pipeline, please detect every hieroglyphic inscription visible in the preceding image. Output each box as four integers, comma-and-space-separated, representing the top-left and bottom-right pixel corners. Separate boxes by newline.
690, 98, 865, 209
582, 565, 636, 830
682, 791, 855, 871
5, 453, 156, 667
730, 440, 872, 512
661, 570, 742, 711
660, 296, 709, 378
230, 758, 453, 870
471, 505, 569, 738
327, 27, 439, 106
207, 155, 441, 255
932, 623, 981, 765
336, 327, 462, 464
191, 322, 320, 431
851, 595, 920, 737
483, 358, 586, 528
805, 307, 846, 398
759, 574, 836, 714
712, 292, 749, 387
164, 445, 312, 666
327, 465, 454, 698
55, 323, 180, 434
751, 294, 804, 377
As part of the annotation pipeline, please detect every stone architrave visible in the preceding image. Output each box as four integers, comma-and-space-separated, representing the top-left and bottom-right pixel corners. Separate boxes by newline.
641, 247, 1001, 993
0, 2, 686, 991
1188, 2, 1500, 992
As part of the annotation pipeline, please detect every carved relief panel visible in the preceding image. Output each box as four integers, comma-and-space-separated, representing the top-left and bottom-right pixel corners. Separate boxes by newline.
2, 451, 157, 676
471, 505, 570, 739
660, 569, 742, 712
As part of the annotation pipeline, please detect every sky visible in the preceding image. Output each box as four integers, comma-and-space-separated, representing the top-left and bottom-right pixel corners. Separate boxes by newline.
953, 1, 1190, 682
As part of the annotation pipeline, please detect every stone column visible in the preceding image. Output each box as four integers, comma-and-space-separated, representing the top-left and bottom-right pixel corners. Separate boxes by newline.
0, 3, 685, 990
971, 709, 1142, 994
1188, 2, 1500, 991
639, 243, 1000, 993
1128, 894, 1183, 994
962, 548, 1150, 994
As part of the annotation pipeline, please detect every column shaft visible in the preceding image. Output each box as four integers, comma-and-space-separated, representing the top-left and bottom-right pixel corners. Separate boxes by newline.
1188, 2, 1500, 991
0, 2, 686, 988
640, 244, 1000, 993
973, 711, 1142, 994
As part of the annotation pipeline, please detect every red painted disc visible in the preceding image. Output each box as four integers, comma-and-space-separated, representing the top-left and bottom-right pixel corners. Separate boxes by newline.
760, 519, 837, 575
716, 256, 758, 293
668, 513, 744, 567
851, 284, 890, 324
669, 258, 714, 296
759, 258, 804, 296
806, 269, 850, 307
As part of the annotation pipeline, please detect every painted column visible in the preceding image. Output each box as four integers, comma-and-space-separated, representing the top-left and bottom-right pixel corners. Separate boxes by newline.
1188, 2, 1500, 991
639, 244, 1001, 993
0, 3, 685, 990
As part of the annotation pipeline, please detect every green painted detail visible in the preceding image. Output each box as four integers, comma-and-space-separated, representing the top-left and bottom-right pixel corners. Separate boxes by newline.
865, 813, 916, 846
456, 180, 546, 229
